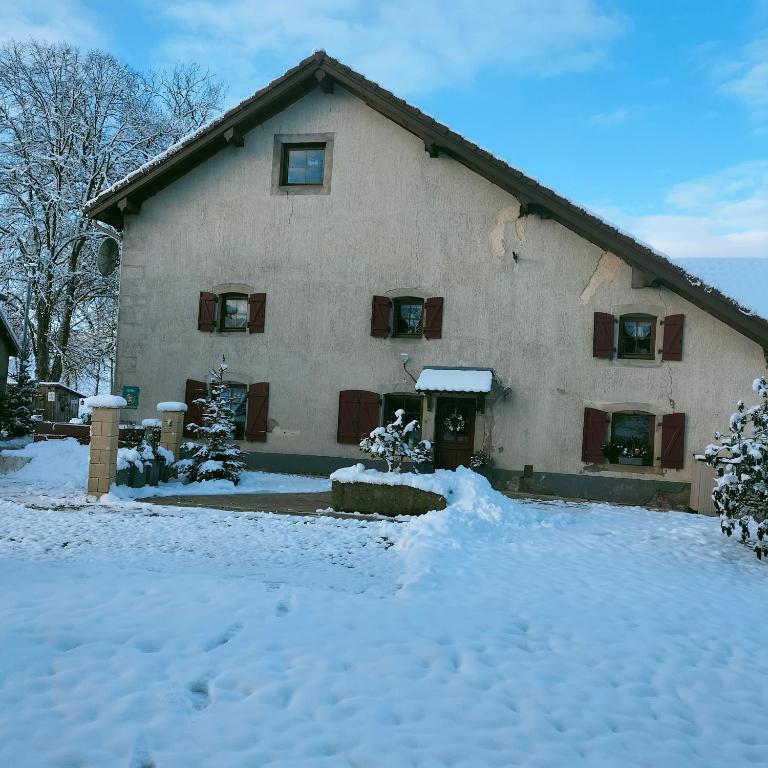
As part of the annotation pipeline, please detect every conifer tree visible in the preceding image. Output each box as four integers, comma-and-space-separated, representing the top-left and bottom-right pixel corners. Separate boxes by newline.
699, 377, 768, 558
3, 357, 35, 437
359, 409, 432, 472
182, 358, 245, 484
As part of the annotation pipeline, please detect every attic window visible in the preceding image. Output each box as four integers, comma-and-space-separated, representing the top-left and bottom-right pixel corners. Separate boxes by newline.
282, 144, 325, 185
272, 133, 334, 196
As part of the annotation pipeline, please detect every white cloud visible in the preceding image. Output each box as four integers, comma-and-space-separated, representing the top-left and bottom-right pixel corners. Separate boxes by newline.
154, 0, 624, 98
589, 107, 631, 126
0, 1, 103, 47
716, 36, 768, 116
597, 161, 768, 260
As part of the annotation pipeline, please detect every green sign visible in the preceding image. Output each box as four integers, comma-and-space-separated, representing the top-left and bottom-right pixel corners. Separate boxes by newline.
122, 385, 140, 410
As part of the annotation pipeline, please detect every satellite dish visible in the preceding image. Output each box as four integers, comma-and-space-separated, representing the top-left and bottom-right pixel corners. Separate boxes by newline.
97, 238, 120, 276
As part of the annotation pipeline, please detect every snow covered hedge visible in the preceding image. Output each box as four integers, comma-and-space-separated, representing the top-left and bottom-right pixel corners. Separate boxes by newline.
698, 377, 768, 558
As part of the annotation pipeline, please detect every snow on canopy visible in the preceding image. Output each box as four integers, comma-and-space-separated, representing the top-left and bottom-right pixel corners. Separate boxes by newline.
415, 368, 492, 393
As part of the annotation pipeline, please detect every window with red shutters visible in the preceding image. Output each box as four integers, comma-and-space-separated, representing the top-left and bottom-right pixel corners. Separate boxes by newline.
582, 407, 608, 463
337, 390, 380, 444
423, 297, 444, 339
245, 382, 269, 442
661, 314, 684, 361
184, 379, 207, 435
370, 296, 391, 337
198, 292, 217, 332
247, 293, 266, 333
593, 312, 615, 359
660, 413, 686, 469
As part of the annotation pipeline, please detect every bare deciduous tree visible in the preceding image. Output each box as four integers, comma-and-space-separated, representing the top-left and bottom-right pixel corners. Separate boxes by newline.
0, 39, 224, 390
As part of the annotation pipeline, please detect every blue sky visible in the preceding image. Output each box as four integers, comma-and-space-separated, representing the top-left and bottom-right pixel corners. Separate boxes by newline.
3, 0, 767, 261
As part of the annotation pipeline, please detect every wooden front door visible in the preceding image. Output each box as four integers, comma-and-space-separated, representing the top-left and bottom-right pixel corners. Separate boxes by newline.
433, 398, 476, 470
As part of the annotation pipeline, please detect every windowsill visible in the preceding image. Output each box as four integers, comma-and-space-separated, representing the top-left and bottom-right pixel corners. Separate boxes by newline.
392, 334, 424, 340
584, 462, 664, 476
617, 355, 655, 362
610, 357, 663, 368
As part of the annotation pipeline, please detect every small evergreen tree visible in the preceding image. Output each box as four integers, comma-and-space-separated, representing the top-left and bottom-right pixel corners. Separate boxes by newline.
698, 377, 768, 558
3, 357, 36, 437
181, 358, 245, 484
359, 409, 432, 472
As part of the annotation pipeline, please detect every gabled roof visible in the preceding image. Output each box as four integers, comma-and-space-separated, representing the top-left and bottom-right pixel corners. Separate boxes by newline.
84, 51, 768, 348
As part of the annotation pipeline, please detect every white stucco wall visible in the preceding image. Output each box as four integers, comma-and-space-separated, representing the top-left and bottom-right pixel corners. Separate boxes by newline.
115, 86, 766, 489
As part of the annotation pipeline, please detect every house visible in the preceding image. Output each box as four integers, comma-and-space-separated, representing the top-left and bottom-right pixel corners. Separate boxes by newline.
0, 306, 21, 390
33, 382, 84, 423
84, 52, 768, 508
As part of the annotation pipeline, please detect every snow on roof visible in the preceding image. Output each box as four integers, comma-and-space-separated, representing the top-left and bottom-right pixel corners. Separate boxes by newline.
415, 368, 493, 393
673, 258, 768, 321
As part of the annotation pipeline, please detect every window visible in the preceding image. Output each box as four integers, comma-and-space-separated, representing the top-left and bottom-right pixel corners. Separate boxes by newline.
393, 297, 424, 337
618, 314, 656, 359
383, 394, 422, 441
223, 384, 247, 439
281, 144, 325, 186
272, 133, 334, 196
606, 412, 654, 466
219, 293, 248, 332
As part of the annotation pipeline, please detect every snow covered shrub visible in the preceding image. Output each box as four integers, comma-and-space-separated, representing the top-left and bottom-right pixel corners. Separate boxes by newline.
698, 377, 768, 559
359, 409, 432, 472
180, 359, 245, 484
1, 358, 36, 437
469, 450, 490, 469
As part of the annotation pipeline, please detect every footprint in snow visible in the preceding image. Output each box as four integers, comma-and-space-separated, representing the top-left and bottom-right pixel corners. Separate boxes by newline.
187, 678, 211, 711
275, 598, 293, 617
203, 622, 242, 652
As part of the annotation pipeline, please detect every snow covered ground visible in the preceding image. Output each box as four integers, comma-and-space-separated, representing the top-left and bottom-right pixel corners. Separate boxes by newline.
0, 443, 766, 767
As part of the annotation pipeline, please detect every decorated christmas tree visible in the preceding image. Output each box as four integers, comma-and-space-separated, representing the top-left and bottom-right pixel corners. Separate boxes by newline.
3, 357, 36, 437
181, 358, 245, 484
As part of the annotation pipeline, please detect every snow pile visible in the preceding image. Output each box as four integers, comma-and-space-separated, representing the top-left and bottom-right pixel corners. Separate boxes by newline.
415, 368, 493, 392
1, 438, 89, 488
84, 394, 127, 409
141, 418, 162, 428
157, 401, 187, 412
332, 464, 571, 591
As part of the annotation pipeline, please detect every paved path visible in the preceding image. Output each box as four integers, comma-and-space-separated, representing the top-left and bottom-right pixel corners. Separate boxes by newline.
141, 491, 389, 521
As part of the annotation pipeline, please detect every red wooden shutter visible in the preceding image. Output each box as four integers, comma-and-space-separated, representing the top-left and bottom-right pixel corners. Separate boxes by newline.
582, 407, 607, 463
198, 292, 217, 332
660, 413, 685, 469
593, 312, 615, 359
184, 379, 207, 435
337, 390, 380, 444
247, 293, 266, 333
424, 297, 444, 339
245, 382, 269, 442
662, 314, 684, 361
371, 296, 391, 337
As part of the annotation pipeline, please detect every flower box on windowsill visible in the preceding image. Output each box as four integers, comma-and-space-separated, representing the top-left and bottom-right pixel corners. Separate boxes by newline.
618, 457, 645, 466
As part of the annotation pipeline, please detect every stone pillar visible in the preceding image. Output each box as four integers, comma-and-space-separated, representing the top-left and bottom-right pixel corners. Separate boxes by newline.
85, 397, 125, 501
157, 401, 188, 461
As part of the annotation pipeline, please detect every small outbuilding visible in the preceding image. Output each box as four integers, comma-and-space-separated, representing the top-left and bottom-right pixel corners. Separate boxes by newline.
34, 382, 84, 423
